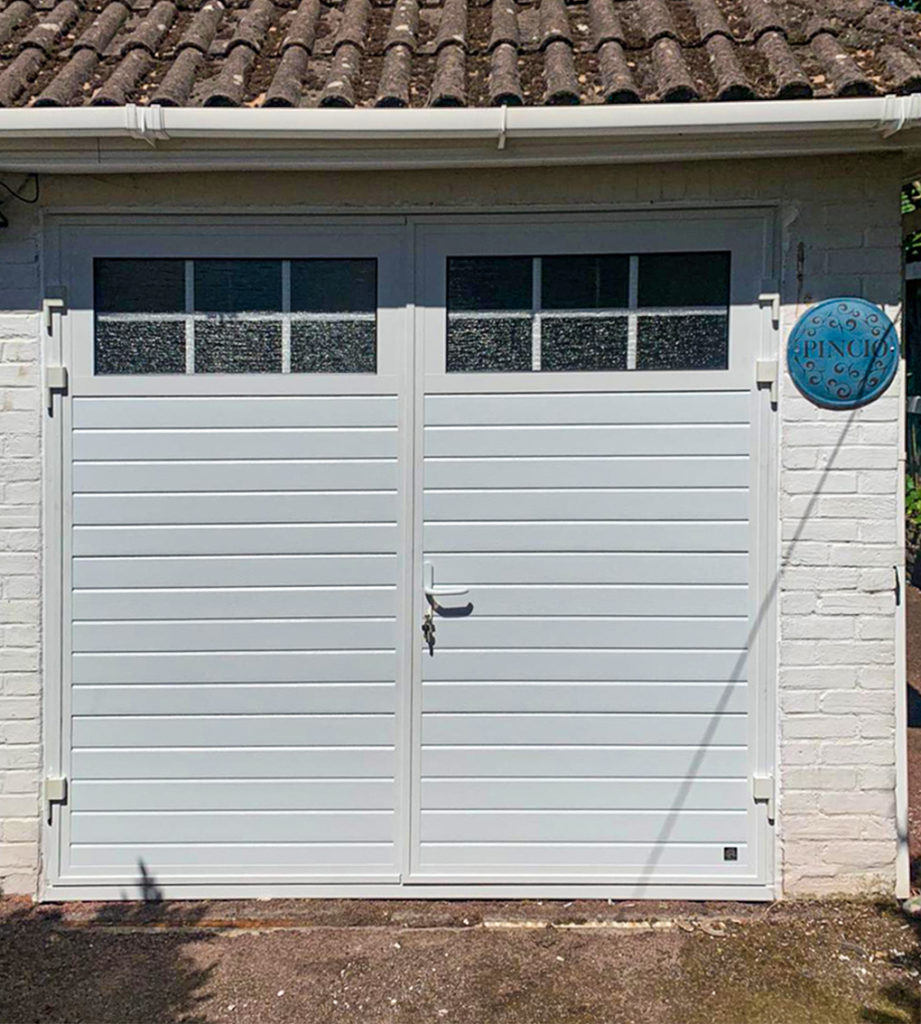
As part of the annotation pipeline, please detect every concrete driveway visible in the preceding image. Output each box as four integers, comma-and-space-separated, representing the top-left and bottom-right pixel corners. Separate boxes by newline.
0, 897, 917, 1024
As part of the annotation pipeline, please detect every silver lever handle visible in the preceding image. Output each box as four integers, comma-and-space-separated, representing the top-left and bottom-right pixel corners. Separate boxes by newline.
423, 561, 468, 598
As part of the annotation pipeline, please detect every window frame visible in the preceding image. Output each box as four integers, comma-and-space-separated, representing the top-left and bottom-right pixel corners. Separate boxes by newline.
93, 256, 379, 377
64, 222, 407, 397
417, 212, 769, 394
445, 251, 731, 374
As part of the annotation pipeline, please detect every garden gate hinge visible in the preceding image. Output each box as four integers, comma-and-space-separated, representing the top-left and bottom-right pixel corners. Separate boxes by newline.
43, 776, 67, 823
752, 773, 775, 822
755, 358, 779, 406
44, 365, 68, 412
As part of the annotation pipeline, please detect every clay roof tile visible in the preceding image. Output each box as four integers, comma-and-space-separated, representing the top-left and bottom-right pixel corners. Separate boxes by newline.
0, 0, 917, 108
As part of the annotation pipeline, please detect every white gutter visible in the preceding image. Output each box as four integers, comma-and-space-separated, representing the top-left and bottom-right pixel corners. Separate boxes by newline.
0, 94, 919, 172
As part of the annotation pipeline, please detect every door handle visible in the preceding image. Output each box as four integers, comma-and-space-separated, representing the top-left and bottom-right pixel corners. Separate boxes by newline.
423, 561, 468, 598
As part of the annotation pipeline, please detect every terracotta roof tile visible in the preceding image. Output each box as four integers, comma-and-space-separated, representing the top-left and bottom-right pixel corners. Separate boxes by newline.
373, 0, 416, 104
0, 1, 31, 48
756, 27, 811, 99
176, 0, 224, 56
881, 42, 921, 95
0, 0, 918, 108
640, 0, 680, 47
148, 0, 222, 104
741, 0, 784, 40
33, 1, 127, 104
488, 40, 519, 104
689, 0, 732, 45
705, 32, 755, 101
120, 1, 177, 56
810, 27, 874, 96
488, 0, 517, 50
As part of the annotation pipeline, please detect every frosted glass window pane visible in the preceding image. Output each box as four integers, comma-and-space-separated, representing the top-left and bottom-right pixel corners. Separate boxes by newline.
447, 318, 531, 372
194, 260, 281, 313
291, 321, 376, 373
195, 321, 283, 373
448, 257, 532, 312
636, 315, 729, 371
541, 255, 629, 310
291, 260, 376, 313
95, 321, 186, 375
95, 259, 184, 313
541, 316, 628, 371
638, 252, 730, 308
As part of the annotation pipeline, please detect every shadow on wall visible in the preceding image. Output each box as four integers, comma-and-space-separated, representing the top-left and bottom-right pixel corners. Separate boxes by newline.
0, 860, 214, 1024
630, 372, 895, 893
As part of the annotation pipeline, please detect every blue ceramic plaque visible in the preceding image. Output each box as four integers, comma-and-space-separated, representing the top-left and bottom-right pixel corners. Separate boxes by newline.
787, 298, 898, 410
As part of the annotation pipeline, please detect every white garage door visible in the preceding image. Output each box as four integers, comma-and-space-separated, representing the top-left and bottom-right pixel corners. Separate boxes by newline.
45, 214, 775, 899
410, 218, 775, 893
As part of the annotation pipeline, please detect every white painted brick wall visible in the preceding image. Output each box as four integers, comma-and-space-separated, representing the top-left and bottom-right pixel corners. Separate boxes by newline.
776, 157, 902, 893
0, 154, 905, 898
0, 214, 42, 894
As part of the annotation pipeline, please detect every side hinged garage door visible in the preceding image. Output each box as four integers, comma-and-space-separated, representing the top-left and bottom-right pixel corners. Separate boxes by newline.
44, 212, 775, 900
45, 222, 413, 896
411, 213, 776, 897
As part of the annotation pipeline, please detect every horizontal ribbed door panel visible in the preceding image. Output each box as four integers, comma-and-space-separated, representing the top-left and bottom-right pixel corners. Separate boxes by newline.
416, 389, 757, 882
64, 393, 403, 884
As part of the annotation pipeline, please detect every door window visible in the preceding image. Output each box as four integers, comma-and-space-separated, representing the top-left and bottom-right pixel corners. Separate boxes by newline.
93, 258, 378, 375
446, 252, 730, 373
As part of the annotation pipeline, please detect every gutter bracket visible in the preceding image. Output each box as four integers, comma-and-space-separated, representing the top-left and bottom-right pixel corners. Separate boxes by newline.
125, 103, 169, 146
497, 104, 508, 151
878, 93, 921, 139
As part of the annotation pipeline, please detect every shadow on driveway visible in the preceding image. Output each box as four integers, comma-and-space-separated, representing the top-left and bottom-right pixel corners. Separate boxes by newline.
0, 891, 214, 1023
0, 896, 918, 1024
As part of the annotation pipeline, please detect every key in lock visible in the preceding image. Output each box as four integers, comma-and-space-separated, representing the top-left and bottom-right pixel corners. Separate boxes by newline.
421, 609, 436, 656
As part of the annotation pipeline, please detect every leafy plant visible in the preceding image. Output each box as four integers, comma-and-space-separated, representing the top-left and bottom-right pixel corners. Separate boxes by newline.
906, 476, 921, 525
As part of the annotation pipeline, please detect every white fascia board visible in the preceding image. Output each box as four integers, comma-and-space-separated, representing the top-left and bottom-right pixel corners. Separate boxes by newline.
0, 96, 919, 172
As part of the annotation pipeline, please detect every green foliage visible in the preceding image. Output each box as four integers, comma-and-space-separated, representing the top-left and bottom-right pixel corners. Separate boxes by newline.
892, 0, 921, 10
906, 229, 921, 264
903, 182, 921, 262
907, 476, 921, 525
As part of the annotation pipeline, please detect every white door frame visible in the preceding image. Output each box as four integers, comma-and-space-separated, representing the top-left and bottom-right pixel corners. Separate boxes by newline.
41, 209, 778, 900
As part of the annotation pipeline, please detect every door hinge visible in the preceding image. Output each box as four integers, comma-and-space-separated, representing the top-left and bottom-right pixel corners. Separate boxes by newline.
755, 358, 779, 407
43, 776, 67, 823
42, 293, 66, 335
758, 282, 780, 329
44, 365, 68, 413
752, 773, 775, 823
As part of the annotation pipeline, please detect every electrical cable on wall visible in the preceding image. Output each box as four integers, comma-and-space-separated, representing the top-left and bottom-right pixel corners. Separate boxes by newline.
0, 173, 39, 228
